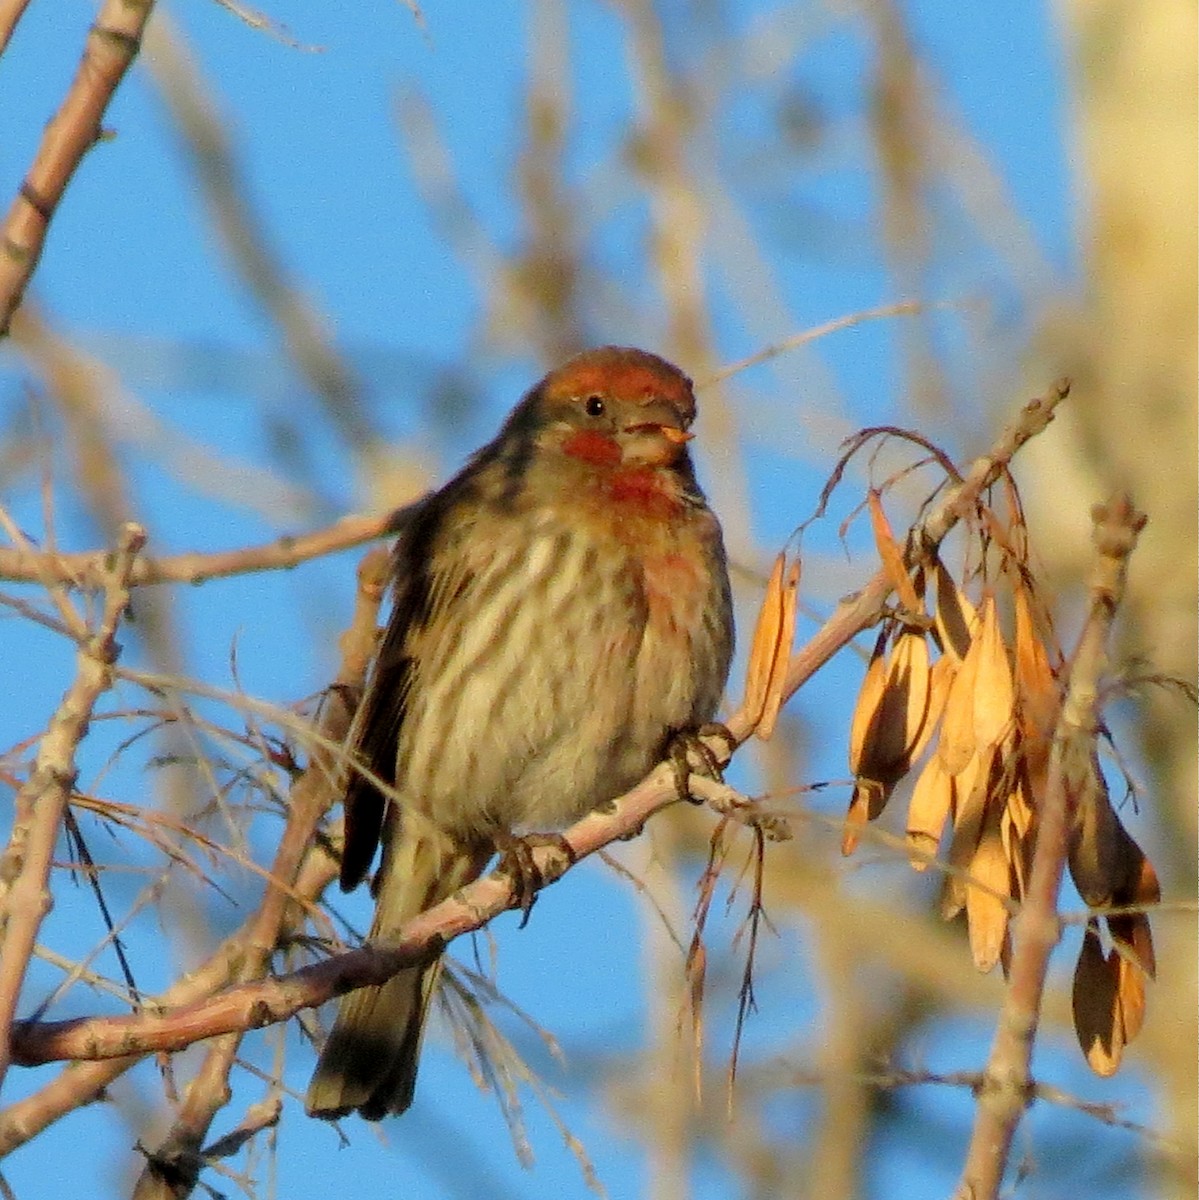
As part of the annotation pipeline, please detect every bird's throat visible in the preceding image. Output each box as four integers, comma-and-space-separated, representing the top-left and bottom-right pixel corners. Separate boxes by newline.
604, 465, 684, 519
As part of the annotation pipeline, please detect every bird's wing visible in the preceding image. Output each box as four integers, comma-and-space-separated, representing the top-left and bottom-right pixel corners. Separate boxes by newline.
338, 493, 456, 891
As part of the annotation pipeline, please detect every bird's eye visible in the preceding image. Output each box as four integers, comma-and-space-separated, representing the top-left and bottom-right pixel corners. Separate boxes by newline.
583, 395, 605, 417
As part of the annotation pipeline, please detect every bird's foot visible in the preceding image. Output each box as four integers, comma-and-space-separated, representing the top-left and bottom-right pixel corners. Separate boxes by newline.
666, 722, 737, 803
493, 832, 577, 928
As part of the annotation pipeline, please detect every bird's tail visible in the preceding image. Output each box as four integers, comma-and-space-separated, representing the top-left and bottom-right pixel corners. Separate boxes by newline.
305, 822, 489, 1120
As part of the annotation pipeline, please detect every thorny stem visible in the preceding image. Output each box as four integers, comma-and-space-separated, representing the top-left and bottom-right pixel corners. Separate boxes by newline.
952, 493, 1147, 1200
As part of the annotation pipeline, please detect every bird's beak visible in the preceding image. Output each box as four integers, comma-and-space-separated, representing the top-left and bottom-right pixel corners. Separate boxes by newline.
625, 422, 694, 443
658, 425, 695, 444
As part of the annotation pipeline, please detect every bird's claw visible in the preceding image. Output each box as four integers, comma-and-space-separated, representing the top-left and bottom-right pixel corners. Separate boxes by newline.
493, 832, 577, 928
666, 722, 737, 804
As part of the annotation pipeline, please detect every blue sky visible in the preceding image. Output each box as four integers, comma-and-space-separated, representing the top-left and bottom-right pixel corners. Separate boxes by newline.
0, 3, 1160, 1199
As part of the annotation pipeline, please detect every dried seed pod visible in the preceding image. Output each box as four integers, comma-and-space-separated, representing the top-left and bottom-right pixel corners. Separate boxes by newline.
972, 593, 1015, 752
906, 752, 953, 870
848, 629, 889, 776
841, 780, 884, 855
869, 490, 922, 615
742, 552, 786, 733
938, 629, 983, 777
846, 621, 939, 856
941, 749, 991, 920
965, 796, 1010, 973
1013, 579, 1058, 744
908, 650, 953, 765
1001, 761, 1037, 899
1073, 924, 1126, 1077
1110, 825, 1161, 978
757, 558, 800, 741
932, 558, 978, 663
1067, 754, 1122, 907
870, 626, 934, 775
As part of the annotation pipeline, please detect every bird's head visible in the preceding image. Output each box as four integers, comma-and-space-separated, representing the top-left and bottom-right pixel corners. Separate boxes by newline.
528, 346, 698, 470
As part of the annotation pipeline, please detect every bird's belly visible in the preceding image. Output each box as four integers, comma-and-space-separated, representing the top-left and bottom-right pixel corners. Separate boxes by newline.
397, 537, 724, 841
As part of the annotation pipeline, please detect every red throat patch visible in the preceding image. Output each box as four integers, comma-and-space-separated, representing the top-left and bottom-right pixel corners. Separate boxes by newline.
562, 429, 622, 466
606, 466, 682, 518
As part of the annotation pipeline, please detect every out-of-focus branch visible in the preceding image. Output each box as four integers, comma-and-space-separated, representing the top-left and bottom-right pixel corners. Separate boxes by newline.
10, 383, 1066, 1072
953, 493, 1147, 1200
0, 2, 156, 336
0, 510, 398, 589
0, 0, 32, 59
0, 523, 145, 1093
141, 15, 373, 455
129, 547, 388, 1200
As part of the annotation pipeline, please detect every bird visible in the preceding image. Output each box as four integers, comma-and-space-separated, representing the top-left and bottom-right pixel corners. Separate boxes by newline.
305, 345, 734, 1120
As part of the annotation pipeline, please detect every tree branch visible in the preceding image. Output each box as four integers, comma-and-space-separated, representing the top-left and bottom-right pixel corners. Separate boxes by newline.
0, 523, 145, 1093
952, 492, 1147, 1200
0, 510, 399, 589
0, 1, 156, 336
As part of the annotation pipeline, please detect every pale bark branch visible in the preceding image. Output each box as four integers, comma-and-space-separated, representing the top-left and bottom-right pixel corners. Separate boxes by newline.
952, 492, 1147, 1200
0, 523, 145, 1094
0, 510, 398, 589
0, 1, 156, 336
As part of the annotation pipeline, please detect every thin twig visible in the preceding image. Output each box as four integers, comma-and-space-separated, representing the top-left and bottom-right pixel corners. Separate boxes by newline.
952, 493, 1147, 1200
0, 523, 145, 1093
0, 0, 33, 61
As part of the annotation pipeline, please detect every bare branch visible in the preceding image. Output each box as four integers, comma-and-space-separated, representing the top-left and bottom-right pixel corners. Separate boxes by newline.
0, 522, 145, 1092
0, 510, 398, 589
0, 0, 33, 60
0, 2, 156, 336
953, 492, 1147, 1200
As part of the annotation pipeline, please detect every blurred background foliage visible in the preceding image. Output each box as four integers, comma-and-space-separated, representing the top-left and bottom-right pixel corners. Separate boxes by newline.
0, 2, 1193, 1198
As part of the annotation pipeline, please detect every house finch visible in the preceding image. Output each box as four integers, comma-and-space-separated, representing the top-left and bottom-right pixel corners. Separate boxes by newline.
305, 346, 734, 1120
